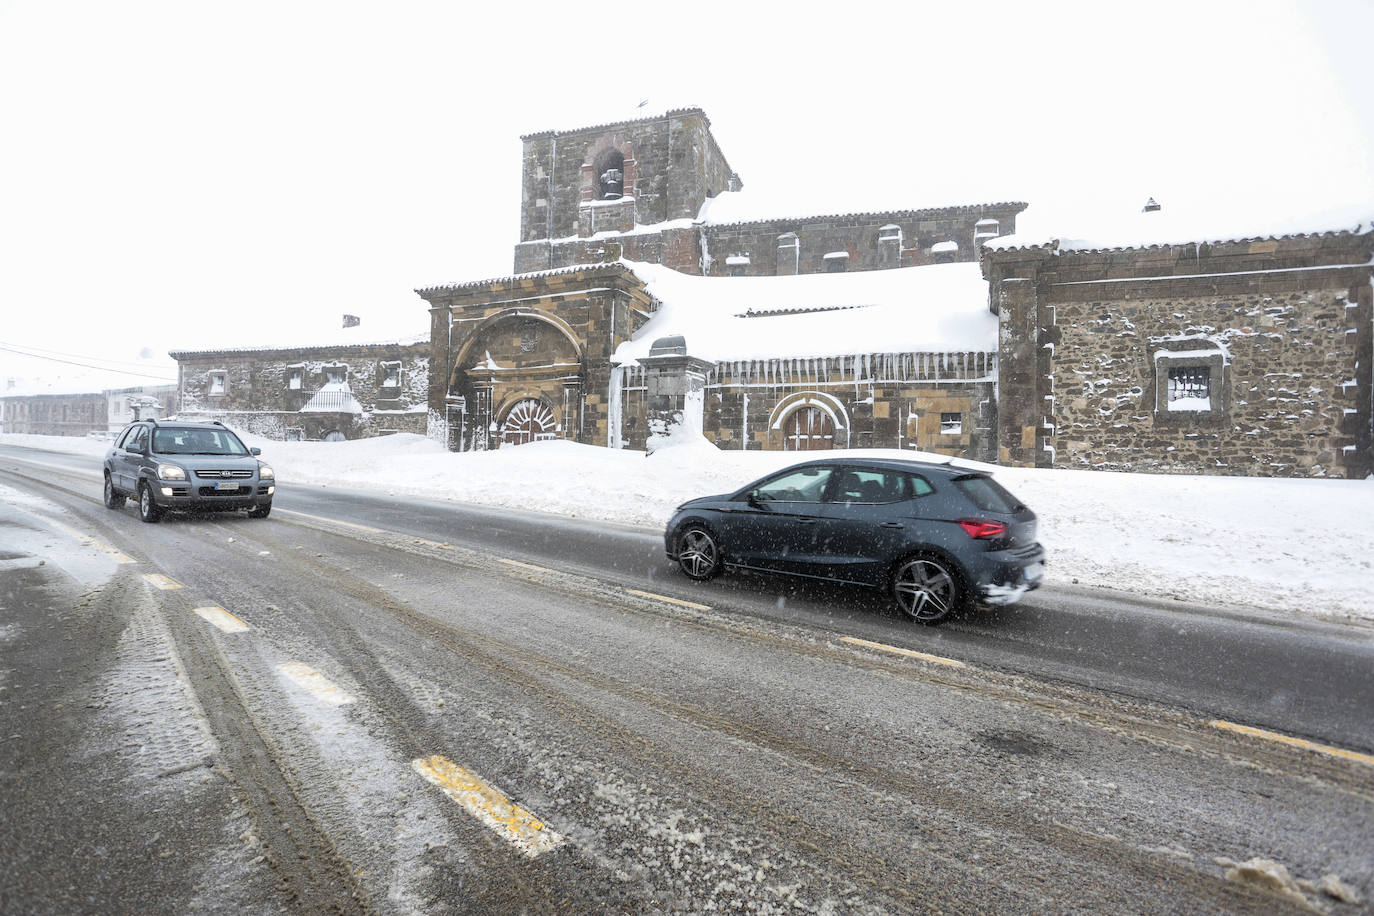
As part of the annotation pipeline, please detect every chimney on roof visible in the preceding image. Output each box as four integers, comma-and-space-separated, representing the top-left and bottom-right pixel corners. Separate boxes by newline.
1142, 197, 1161, 213
342, 314, 360, 328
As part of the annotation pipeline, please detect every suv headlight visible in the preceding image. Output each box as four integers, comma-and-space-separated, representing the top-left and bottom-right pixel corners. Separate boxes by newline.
258, 464, 275, 480
157, 464, 187, 480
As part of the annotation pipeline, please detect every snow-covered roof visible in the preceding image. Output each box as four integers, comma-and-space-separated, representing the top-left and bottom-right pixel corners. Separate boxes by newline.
169, 324, 428, 359
614, 260, 994, 365
985, 202, 1374, 254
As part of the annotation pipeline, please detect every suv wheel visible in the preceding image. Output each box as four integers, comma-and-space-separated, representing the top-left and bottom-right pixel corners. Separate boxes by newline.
892, 555, 963, 625
247, 501, 272, 519
103, 474, 126, 509
138, 482, 163, 523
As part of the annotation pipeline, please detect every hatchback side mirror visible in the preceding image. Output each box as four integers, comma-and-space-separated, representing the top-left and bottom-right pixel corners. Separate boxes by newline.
746, 491, 764, 509
250, 447, 261, 456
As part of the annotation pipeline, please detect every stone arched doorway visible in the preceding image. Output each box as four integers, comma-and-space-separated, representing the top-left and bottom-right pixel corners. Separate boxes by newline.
783, 406, 835, 450
500, 398, 557, 447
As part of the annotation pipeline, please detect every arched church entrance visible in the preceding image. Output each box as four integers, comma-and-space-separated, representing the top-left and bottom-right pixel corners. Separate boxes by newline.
501, 398, 557, 446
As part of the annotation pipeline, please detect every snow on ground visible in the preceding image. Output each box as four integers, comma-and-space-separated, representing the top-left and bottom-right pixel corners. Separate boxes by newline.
9, 432, 1372, 623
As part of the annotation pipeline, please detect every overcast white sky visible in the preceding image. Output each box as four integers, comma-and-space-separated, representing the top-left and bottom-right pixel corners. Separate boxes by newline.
2, 0, 1371, 393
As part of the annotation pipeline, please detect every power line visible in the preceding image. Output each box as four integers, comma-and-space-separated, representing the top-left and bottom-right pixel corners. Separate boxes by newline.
0, 339, 175, 371
0, 345, 177, 382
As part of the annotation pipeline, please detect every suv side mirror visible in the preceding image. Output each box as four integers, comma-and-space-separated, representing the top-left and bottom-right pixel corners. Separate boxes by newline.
746, 491, 763, 509
250, 447, 261, 456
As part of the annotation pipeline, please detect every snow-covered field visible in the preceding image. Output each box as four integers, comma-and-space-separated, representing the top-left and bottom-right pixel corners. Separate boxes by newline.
8, 432, 1372, 624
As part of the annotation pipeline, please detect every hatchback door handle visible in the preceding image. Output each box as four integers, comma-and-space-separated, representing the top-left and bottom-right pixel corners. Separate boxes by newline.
879, 521, 904, 529
797, 517, 818, 524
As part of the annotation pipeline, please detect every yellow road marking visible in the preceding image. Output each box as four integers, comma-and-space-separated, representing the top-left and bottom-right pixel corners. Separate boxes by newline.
277, 663, 355, 706
1208, 720, 1374, 767
40, 518, 136, 563
497, 557, 554, 573
142, 573, 183, 590
624, 588, 711, 611
193, 606, 250, 634
274, 508, 384, 534
411, 755, 565, 858
839, 636, 967, 669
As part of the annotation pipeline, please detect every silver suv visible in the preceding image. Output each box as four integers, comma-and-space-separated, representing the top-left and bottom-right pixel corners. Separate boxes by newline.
103, 420, 275, 522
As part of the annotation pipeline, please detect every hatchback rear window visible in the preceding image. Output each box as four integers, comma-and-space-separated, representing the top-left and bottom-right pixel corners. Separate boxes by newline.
953, 474, 1022, 513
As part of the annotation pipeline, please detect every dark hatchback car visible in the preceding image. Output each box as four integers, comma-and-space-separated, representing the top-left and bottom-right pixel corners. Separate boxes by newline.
664, 457, 1044, 624
103, 419, 275, 522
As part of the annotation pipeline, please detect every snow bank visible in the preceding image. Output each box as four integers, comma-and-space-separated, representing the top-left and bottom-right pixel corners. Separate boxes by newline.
8, 432, 1371, 622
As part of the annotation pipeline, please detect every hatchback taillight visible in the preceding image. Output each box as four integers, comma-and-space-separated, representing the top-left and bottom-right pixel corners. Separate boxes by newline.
958, 518, 1007, 540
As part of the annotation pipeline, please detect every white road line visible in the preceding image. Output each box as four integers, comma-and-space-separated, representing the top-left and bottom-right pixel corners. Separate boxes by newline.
192, 606, 251, 634
277, 663, 355, 706
411, 755, 565, 858
624, 588, 711, 611
142, 573, 183, 590
839, 636, 967, 669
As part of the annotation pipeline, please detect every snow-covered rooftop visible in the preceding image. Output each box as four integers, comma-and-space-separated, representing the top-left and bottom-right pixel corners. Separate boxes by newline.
169, 322, 428, 358
986, 201, 1374, 254
614, 260, 993, 365
698, 191, 1027, 230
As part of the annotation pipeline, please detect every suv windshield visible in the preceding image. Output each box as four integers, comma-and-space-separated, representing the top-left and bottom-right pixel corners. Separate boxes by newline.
153, 427, 250, 456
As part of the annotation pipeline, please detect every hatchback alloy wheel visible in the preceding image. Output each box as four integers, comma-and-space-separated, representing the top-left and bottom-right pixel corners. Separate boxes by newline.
676, 526, 721, 580
893, 557, 960, 624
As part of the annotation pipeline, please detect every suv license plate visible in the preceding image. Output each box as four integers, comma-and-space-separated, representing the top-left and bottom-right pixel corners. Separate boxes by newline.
216, 481, 240, 491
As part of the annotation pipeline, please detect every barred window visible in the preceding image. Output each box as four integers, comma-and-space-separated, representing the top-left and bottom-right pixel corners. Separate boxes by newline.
940, 412, 963, 435
1168, 366, 1210, 404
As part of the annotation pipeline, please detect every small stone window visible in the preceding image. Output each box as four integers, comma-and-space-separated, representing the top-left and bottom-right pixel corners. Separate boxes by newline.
1153, 346, 1226, 424
287, 368, 303, 390
381, 362, 402, 387
325, 366, 345, 385
208, 372, 227, 395
940, 412, 963, 435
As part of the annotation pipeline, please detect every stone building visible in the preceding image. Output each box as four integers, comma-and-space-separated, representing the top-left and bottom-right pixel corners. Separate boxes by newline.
423, 108, 1019, 460
983, 217, 1373, 477
170, 326, 429, 442
0, 390, 107, 436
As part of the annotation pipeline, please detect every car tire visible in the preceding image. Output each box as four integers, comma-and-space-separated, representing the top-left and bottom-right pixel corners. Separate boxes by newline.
137, 482, 163, 523
247, 501, 272, 519
891, 555, 964, 625
103, 474, 126, 509
675, 524, 722, 581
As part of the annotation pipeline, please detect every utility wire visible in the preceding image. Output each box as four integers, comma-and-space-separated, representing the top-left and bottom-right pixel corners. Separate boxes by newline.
0, 345, 176, 382
0, 339, 174, 371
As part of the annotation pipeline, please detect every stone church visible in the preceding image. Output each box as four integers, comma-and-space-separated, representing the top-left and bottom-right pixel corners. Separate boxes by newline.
419, 106, 1371, 477
420, 108, 1026, 462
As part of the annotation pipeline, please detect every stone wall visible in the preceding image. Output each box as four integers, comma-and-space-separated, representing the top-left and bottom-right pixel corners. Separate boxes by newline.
171, 342, 429, 441
986, 231, 1374, 477
515, 203, 1027, 277
611, 353, 998, 459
